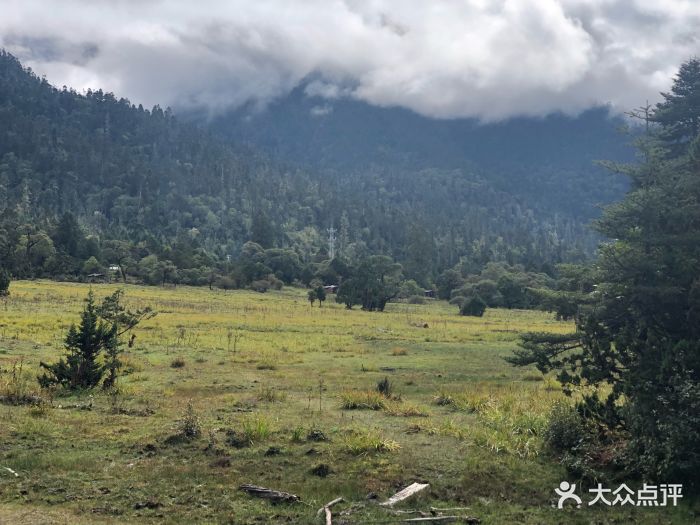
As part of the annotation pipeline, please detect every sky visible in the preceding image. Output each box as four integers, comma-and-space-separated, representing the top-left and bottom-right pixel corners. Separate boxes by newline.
1, 0, 699, 121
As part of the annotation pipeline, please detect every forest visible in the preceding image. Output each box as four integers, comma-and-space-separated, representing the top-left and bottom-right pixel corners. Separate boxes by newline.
0, 50, 629, 296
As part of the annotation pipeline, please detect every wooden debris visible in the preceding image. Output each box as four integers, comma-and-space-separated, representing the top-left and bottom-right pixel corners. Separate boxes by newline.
316, 497, 344, 525
429, 506, 471, 513
380, 482, 430, 507
402, 517, 458, 523
316, 497, 344, 516
238, 484, 300, 503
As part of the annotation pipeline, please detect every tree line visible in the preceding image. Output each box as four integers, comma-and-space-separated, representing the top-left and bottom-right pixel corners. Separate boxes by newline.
1, 50, 598, 291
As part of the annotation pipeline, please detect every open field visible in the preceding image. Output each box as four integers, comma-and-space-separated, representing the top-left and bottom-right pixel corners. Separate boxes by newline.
0, 281, 695, 524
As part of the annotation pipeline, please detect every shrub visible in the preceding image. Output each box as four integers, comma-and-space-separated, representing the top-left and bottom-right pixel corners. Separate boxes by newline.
407, 295, 425, 304
449, 295, 465, 306
398, 279, 423, 299
215, 276, 237, 290
391, 347, 408, 356
178, 401, 201, 439
544, 401, 585, 453
249, 279, 270, 293
170, 358, 186, 368
460, 295, 487, 317
376, 376, 392, 397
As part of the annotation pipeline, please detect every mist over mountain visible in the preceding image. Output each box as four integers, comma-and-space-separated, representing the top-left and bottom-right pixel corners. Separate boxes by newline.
196, 85, 634, 221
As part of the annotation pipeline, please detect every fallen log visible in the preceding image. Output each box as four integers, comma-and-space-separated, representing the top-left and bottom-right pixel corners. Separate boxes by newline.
239, 484, 299, 503
379, 482, 430, 507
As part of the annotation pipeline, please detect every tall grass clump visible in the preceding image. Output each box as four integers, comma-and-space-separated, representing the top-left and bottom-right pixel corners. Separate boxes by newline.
341, 428, 400, 455
339, 390, 387, 410
241, 414, 274, 444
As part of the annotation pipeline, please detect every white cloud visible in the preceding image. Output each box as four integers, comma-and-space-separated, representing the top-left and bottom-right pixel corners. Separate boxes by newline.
1, 0, 698, 120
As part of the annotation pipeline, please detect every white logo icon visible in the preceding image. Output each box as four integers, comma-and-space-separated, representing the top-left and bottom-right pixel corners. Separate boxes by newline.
555, 481, 582, 509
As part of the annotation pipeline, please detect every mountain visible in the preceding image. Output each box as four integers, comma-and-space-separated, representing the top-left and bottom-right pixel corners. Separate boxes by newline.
0, 50, 634, 286
200, 85, 634, 221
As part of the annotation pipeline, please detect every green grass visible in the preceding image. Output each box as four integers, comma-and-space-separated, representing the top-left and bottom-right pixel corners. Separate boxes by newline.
0, 280, 696, 524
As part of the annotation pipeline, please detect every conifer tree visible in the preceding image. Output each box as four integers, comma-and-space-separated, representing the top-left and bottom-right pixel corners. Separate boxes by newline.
508, 58, 700, 484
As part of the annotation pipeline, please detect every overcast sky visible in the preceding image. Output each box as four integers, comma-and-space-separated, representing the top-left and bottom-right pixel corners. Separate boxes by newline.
2, 0, 699, 121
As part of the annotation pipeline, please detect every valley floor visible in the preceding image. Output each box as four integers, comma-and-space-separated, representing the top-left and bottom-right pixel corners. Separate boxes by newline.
0, 281, 695, 524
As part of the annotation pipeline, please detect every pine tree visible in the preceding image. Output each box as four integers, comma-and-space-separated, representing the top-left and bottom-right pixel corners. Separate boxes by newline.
653, 57, 700, 153
39, 291, 112, 389
508, 58, 700, 484
39, 290, 154, 390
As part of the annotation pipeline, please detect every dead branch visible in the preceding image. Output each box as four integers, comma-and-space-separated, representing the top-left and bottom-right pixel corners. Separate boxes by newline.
316, 497, 345, 524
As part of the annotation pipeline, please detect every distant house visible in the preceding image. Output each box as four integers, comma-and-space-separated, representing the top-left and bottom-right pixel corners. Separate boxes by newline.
108, 264, 120, 272
324, 285, 339, 294
423, 289, 436, 298
87, 273, 106, 283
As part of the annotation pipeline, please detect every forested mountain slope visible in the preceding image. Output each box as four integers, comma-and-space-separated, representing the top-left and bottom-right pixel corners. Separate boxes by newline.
0, 50, 632, 285
202, 85, 633, 222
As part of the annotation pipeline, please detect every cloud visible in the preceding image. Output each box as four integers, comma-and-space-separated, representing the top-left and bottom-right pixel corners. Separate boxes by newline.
1, 0, 699, 120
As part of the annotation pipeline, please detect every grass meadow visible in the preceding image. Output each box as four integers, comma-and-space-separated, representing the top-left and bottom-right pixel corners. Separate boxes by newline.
0, 281, 695, 524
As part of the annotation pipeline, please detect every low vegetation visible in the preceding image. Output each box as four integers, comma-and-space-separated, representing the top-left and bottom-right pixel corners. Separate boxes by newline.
0, 281, 695, 523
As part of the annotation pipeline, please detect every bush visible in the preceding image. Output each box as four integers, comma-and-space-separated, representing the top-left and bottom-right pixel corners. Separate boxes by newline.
460, 295, 487, 317
376, 376, 393, 397
449, 295, 465, 306
544, 401, 586, 453
399, 279, 423, 299
170, 358, 186, 368
249, 274, 283, 293
215, 276, 237, 290
407, 295, 425, 304
178, 401, 201, 439
266, 274, 284, 290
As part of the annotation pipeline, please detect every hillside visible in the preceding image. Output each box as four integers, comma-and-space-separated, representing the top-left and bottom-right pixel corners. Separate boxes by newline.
1, 50, 631, 285
201, 85, 633, 221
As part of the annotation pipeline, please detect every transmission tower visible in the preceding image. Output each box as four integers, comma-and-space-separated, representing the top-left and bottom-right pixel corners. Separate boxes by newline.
327, 226, 337, 260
